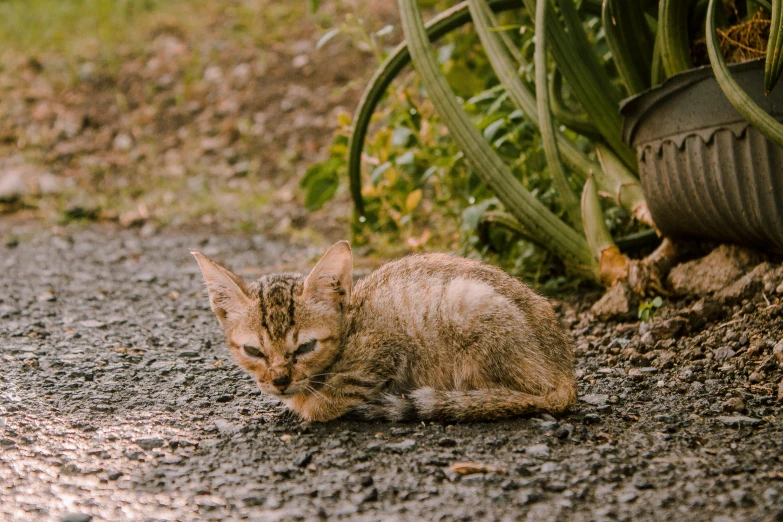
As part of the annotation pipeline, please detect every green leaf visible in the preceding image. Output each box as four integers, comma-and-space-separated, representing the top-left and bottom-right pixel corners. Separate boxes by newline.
659, 0, 693, 77
602, 0, 654, 94
534, 0, 582, 229
316, 28, 341, 50
765, 0, 783, 93
399, 0, 597, 276
467, 0, 600, 181
707, 0, 783, 147
301, 161, 339, 211
347, 0, 521, 217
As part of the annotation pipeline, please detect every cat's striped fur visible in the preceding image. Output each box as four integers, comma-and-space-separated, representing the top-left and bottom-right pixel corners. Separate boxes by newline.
193, 241, 576, 422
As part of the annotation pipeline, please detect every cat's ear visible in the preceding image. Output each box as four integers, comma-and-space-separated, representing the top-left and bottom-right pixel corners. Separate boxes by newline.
303, 241, 352, 310
191, 250, 251, 321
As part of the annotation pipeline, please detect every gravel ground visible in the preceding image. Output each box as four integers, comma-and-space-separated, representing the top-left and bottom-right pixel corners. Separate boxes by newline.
1, 225, 782, 521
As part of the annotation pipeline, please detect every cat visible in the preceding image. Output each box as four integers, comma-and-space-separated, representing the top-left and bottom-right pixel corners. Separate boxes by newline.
192, 241, 576, 422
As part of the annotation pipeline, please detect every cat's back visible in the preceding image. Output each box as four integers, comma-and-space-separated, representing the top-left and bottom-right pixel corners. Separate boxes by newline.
353, 253, 549, 326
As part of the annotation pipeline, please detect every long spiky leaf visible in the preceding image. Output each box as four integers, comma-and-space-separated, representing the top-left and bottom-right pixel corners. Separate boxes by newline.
707, 0, 783, 147
398, 0, 597, 274
765, 0, 783, 94
534, 0, 583, 229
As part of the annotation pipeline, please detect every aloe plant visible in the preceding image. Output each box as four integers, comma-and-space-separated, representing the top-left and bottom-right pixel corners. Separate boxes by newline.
319, 0, 783, 287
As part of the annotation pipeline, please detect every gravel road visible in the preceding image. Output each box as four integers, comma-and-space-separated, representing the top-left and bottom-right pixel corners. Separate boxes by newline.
1, 225, 782, 521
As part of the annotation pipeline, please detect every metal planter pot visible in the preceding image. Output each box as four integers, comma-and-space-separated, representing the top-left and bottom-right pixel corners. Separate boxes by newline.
621, 58, 783, 253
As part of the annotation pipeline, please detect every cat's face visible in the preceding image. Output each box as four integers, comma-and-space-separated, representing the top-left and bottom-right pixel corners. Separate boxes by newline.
192, 242, 352, 399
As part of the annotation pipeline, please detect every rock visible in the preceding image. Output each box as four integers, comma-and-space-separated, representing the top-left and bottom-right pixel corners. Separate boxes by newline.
748, 371, 763, 383
293, 451, 314, 468
437, 438, 457, 447
359, 487, 378, 503
778, 378, 783, 402
517, 490, 541, 505
134, 273, 156, 283
113, 133, 133, 151
714, 347, 736, 361
214, 419, 239, 435
722, 397, 746, 413
134, 437, 165, 450
359, 475, 374, 487
581, 393, 609, 406
60, 514, 92, 522
525, 444, 550, 457
773, 341, 783, 365
385, 439, 416, 453
617, 490, 639, 503
668, 245, 764, 296
584, 413, 602, 424
650, 318, 687, 340
591, 283, 635, 321
716, 415, 763, 427
716, 263, 772, 303
78, 320, 105, 329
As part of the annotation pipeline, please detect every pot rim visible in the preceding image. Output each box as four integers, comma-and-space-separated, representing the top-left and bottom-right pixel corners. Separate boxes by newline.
620, 58, 765, 147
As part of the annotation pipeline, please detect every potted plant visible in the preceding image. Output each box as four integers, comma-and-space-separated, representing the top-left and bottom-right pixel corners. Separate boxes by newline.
308, 0, 783, 290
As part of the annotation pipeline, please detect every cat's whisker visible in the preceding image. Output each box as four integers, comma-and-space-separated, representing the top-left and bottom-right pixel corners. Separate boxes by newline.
304, 384, 334, 406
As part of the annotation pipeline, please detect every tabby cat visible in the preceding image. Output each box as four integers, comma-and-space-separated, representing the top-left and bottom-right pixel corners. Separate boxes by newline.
192, 241, 576, 422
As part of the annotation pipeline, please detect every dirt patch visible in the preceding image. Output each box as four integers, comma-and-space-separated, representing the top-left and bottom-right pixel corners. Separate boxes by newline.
1, 225, 781, 521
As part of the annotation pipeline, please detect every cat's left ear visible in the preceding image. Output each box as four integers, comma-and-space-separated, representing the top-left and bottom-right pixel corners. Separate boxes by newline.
191, 250, 251, 321
303, 241, 352, 310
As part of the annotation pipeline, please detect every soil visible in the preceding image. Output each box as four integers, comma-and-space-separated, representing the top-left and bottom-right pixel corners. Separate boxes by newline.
2, 224, 782, 521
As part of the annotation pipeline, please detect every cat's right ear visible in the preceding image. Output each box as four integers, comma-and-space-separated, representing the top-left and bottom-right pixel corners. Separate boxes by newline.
303, 241, 352, 311
191, 250, 251, 321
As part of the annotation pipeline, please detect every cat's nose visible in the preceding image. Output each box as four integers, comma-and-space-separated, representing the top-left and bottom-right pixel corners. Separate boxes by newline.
272, 375, 291, 392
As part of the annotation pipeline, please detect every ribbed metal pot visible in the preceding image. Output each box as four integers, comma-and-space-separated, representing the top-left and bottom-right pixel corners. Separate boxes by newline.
621, 59, 783, 253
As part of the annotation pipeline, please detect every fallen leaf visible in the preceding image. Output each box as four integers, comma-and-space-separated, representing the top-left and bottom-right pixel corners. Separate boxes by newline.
449, 462, 506, 476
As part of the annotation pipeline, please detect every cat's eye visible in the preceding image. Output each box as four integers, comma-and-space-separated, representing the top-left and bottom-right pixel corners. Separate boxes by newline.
294, 339, 317, 356
243, 345, 265, 359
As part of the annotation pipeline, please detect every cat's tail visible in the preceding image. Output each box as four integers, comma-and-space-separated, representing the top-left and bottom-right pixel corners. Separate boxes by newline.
362, 383, 576, 422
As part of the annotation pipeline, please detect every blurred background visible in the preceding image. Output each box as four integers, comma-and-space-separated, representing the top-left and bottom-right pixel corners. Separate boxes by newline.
0, 0, 626, 290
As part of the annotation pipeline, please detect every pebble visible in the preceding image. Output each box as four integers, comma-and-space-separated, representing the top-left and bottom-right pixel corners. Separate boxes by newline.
60, 514, 92, 522
716, 415, 763, 427
293, 451, 314, 468
134, 438, 165, 450
78, 320, 105, 329
618, 490, 639, 503
437, 438, 457, 447
714, 346, 736, 361
581, 393, 609, 406
584, 413, 601, 424
517, 490, 541, 505
722, 397, 746, 413
385, 439, 416, 453
525, 444, 550, 457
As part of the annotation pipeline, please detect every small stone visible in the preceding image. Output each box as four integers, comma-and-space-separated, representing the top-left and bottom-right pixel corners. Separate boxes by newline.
60, 514, 92, 522
135, 273, 156, 283
618, 490, 638, 503
359, 487, 378, 503
777, 378, 783, 402
134, 438, 165, 450
215, 394, 233, 403
584, 413, 601, 424
293, 451, 314, 468
437, 438, 457, 447
37, 290, 56, 302
591, 283, 635, 321
214, 419, 239, 435
776, 282, 783, 294
525, 443, 550, 457
359, 475, 374, 487
722, 397, 746, 413
79, 320, 105, 329
714, 346, 736, 361
517, 489, 541, 505
386, 439, 416, 453
717, 263, 772, 303
544, 482, 567, 492
748, 372, 763, 383
581, 393, 609, 406
107, 471, 123, 480
730, 489, 754, 507
555, 424, 574, 440
717, 415, 763, 427
650, 318, 686, 340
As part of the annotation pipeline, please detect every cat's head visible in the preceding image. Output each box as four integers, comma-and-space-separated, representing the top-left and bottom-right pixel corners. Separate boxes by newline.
192, 241, 352, 399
